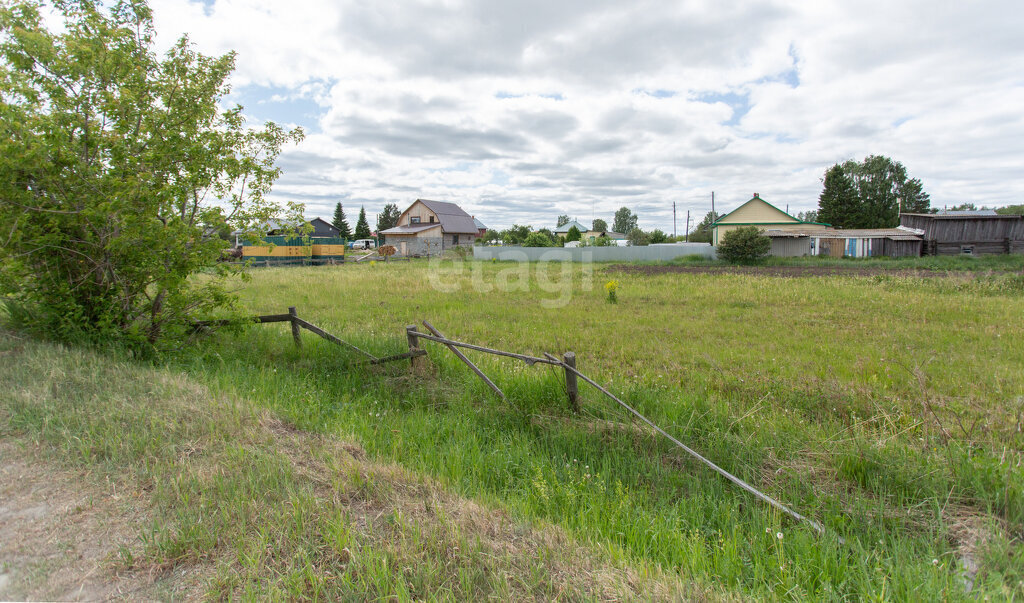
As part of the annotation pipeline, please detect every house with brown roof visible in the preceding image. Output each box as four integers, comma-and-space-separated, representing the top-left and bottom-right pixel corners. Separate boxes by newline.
380, 199, 481, 256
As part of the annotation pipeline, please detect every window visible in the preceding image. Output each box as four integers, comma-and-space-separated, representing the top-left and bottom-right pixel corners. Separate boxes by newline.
429, 216, 435, 223
961, 245, 974, 255
410, 216, 420, 224
452, 234, 459, 245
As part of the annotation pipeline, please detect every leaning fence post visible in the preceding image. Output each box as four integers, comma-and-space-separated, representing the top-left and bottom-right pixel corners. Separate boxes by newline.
406, 325, 422, 369
563, 351, 579, 413
289, 306, 302, 349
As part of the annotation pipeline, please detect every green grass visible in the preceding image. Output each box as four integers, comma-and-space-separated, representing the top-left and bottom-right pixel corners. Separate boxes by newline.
4, 259, 1023, 600
0, 330, 696, 600
668, 251, 1024, 272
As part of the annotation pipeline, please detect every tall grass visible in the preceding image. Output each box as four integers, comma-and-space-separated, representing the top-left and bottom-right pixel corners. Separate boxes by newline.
3, 259, 1021, 599
168, 261, 1023, 599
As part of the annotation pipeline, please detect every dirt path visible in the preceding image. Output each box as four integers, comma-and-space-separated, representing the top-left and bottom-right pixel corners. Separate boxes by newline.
0, 442, 204, 601
608, 264, 955, 278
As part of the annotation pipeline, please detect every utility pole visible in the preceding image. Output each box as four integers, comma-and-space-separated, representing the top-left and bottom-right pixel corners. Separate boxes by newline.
673, 202, 677, 238
685, 210, 690, 242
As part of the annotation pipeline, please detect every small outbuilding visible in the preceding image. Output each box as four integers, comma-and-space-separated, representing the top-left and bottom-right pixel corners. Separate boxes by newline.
900, 212, 1024, 255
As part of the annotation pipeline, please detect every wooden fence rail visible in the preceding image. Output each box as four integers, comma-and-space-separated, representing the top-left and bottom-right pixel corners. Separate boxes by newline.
192, 308, 831, 538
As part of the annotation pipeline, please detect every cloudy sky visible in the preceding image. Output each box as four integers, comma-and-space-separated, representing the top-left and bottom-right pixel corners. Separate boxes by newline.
150, 0, 1024, 232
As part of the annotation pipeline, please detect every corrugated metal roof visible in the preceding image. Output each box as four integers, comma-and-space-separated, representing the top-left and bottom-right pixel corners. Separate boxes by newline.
936, 209, 998, 216
380, 224, 442, 235
555, 220, 589, 233
763, 228, 922, 240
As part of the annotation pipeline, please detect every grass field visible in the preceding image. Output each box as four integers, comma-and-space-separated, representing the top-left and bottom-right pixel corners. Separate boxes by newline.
3, 256, 1023, 599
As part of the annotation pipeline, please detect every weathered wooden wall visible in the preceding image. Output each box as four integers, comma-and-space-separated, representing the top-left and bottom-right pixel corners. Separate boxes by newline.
900, 215, 1024, 255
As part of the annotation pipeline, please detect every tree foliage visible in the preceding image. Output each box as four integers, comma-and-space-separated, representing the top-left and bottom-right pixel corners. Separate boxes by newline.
523, 231, 553, 247
716, 227, 771, 263
818, 156, 931, 228
996, 204, 1024, 216
612, 207, 638, 234
796, 210, 819, 223
592, 218, 608, 232
0, 0, 303, 348
556, 214, 570, 228
565, 225, 581, 242
817, 164, 859, 228
688, 211, 719, 243
376, 203, 400, 233
354, 206, 371, 239
500, 224, 531, 245
332, 202, 352, 239
648, 229, 668, 244
626, 227, 649, 246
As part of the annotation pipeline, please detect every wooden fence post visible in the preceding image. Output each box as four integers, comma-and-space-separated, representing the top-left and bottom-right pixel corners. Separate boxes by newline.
563, 351, 579, 413
406, 325, 421, 369
289, 306, 302, 349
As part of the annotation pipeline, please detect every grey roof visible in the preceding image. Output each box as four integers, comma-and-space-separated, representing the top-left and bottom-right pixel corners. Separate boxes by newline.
415, 199, 480, 234
380, 223, 443, 235
764, 228, 921, 241
902, 212, 1020, 219
936, 209, 998, 216
473, 217, 487, 230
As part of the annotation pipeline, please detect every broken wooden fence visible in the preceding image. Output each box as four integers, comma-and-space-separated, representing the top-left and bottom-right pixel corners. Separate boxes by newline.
194, 309, 829, 537
403, 322, 828, 537
190, 307, 423, 366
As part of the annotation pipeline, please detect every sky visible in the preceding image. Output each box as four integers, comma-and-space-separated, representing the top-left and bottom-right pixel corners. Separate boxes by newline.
148, 0, 1024, 232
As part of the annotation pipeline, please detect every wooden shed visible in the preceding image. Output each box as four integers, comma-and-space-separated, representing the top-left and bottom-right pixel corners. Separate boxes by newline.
900, 212, 1024, 255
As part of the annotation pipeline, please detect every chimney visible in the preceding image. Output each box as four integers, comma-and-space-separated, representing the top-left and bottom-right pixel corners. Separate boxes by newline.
753, 192, 759, 199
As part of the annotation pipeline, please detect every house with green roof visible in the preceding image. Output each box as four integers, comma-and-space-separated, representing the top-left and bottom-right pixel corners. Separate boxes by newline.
711, 193, 830, 246
554, 219, 589, 236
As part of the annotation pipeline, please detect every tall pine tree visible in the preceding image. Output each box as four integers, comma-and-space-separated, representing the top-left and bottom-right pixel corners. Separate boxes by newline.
817, 164, 861, 228
332, 202, 352, 239
354, 206, 371, 239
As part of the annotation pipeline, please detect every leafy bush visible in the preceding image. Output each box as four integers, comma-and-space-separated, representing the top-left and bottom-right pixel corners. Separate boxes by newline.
0, 1, 302, 350
716, 227, 771, 263
523, 232, 553, 247
565, 226, 582, 242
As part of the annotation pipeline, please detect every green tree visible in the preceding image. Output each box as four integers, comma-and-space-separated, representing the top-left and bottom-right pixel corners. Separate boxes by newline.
592, 218, 608, 232
947, 202, 978, 211
822, 155, 931, 228
648, 229, 668, 244
354, 206, 371, 239
523, 231, 552, 247
332, 202, 352, 239
716, 226, 771, 263
688, 211, 719, 243
817, 164, 860, 228
626, 227, 649, 246
501, 224, 531, 245
556, 215, 570, 227
612, 207, 638, 234
565, 225, 582, 242
0, 0, 303, 348
376, 203, 400, 234
996, 204, 1024, 216
796, 210, 819, 223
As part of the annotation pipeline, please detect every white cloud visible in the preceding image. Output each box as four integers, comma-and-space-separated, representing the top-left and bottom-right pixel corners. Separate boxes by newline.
150, 0, 1024, 229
